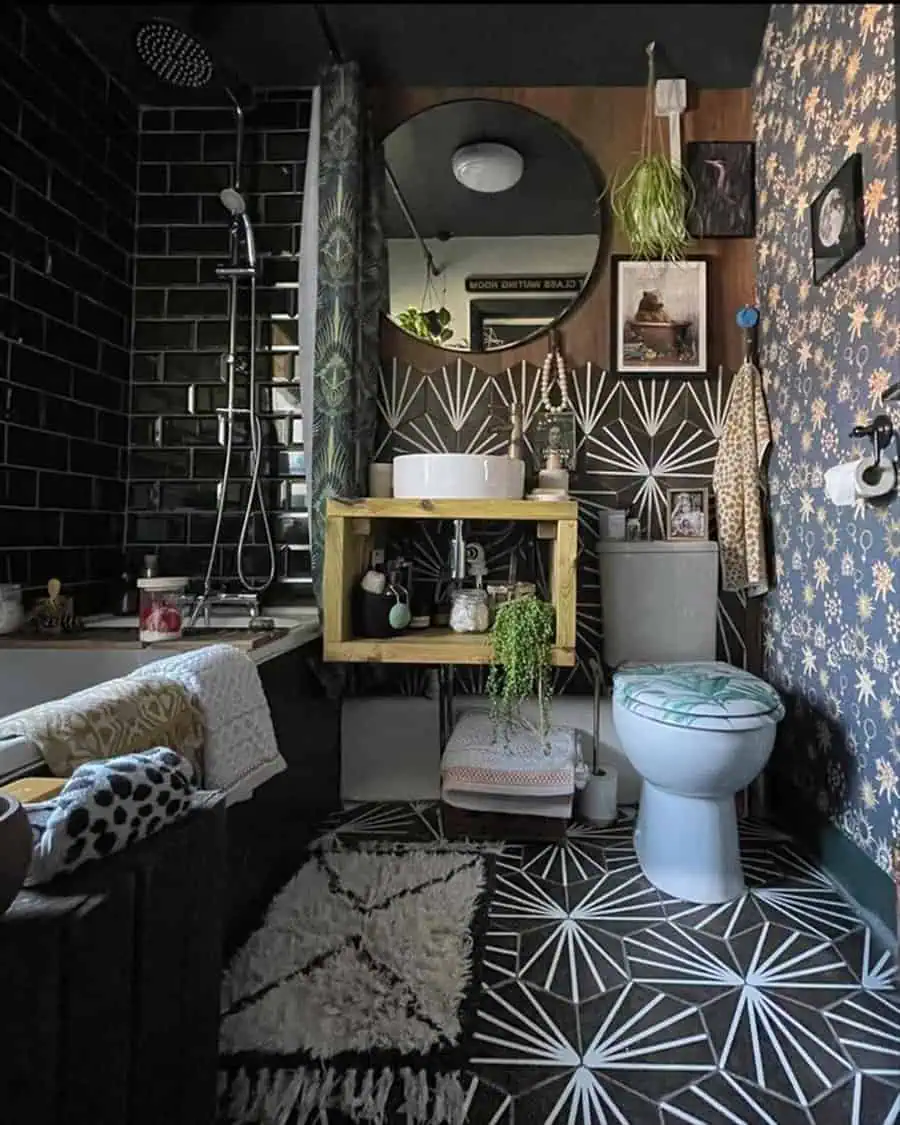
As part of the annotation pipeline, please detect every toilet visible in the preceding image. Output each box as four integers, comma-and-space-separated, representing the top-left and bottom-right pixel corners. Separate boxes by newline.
597, 540, 784, 904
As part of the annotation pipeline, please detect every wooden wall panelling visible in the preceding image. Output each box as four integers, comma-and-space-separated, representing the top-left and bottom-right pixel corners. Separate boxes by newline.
372, 86, 754, 374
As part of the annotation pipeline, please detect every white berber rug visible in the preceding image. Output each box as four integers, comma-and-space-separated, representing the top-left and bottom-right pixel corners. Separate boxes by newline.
217, 844, 489, 1124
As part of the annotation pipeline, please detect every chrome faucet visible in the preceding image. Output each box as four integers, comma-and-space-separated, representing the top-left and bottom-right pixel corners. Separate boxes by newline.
488, 398, 524, 459
507, 400, 523, 460
185, 589, 261, 628
449, 519, 467, 583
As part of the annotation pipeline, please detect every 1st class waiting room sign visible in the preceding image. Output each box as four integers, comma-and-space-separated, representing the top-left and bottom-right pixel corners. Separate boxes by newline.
465, 275, 586, 293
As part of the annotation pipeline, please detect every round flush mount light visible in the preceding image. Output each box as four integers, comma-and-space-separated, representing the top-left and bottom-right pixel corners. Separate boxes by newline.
451, 143, 524, 193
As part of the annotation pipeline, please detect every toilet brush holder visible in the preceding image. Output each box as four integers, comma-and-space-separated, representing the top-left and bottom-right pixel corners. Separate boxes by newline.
578, 766, 618, 826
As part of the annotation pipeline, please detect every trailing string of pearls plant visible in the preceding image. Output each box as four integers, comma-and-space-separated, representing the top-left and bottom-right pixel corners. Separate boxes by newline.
539, 343, 570, 415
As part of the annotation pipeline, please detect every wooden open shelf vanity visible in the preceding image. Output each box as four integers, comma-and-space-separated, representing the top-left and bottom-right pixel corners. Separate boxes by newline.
323, 497, 579, 667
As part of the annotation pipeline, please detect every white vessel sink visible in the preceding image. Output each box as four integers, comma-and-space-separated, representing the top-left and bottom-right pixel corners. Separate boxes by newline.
392, 454, 525, 500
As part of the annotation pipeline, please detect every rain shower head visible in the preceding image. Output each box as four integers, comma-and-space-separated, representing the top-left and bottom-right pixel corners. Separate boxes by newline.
134, 19, 215, 89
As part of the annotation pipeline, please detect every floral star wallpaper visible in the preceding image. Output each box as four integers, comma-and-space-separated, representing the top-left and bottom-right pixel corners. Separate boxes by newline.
755, 4, 900, 874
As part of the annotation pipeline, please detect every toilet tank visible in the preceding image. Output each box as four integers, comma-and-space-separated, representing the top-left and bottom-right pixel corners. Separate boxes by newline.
597, 540, 719, 667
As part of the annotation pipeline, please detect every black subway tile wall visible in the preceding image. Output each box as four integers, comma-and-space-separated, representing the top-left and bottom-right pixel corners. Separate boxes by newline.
129, 90, 311, 596
1, 6, 136, 614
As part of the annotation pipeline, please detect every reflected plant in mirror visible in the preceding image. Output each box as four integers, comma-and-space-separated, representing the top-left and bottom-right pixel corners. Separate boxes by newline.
382, 98, 602, 355
394, 305, 454, 344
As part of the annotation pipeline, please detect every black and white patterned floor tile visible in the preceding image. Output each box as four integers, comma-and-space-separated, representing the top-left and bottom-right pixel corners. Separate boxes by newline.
321, 802, 900, 1124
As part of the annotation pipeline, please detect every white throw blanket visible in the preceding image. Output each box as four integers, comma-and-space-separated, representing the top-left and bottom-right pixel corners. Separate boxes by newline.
130, 644, 285, 804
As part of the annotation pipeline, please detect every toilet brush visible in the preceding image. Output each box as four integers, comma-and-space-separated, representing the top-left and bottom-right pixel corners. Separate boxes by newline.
577, 657, 618, 825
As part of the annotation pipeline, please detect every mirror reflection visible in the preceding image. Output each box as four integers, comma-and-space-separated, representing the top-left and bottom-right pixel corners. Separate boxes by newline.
383, 99, 602, 354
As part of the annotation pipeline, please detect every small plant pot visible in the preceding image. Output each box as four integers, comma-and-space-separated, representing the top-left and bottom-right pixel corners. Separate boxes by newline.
0, 795, 32, 914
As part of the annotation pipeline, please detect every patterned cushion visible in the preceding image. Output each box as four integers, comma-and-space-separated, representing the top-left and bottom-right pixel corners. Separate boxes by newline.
25, 748, 197, 885
613, 661, 785, 732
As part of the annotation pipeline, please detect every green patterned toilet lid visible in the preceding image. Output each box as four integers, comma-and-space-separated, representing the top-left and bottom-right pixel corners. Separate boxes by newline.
614, 661, 785, 729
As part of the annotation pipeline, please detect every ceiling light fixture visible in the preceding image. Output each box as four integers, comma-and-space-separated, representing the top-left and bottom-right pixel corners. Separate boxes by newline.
451, 142, 524, 194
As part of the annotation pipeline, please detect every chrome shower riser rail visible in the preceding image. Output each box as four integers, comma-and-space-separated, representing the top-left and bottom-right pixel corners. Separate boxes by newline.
131, 21, 274, 607
198, 132, 276, 602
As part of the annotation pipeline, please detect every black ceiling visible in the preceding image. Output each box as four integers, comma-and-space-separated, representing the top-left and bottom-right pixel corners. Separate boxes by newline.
383, 100, 600, 240
53, 4, 771, 100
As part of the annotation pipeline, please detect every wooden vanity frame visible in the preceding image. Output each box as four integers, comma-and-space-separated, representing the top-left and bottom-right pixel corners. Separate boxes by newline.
323, 498, 578, 666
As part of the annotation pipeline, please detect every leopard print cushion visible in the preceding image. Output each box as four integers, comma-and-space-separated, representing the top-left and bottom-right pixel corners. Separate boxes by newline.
25, 748, 197, 886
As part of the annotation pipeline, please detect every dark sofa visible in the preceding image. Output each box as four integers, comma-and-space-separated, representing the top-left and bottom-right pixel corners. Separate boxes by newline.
0, 791, 227, 1125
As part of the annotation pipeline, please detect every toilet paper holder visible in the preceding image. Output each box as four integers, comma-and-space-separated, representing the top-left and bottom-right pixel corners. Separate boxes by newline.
850, 413, 894, 461
850, 413, 898, 499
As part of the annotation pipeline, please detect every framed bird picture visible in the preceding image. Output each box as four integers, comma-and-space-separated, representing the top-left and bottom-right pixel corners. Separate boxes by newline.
685, 141, 756, 239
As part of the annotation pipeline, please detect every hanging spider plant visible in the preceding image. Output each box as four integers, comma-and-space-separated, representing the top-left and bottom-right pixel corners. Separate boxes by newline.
601, 44, 696, 261
392, 250, 454, 344
394, 305, 453, 344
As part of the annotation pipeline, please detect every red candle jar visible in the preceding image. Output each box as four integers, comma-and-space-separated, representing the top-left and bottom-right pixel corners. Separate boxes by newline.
137, 577, 188, 643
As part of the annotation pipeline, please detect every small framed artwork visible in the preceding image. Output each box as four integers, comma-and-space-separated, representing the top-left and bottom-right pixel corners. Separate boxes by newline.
685, 141, 755, 239
611, 256, 709, 377
810, 153, 865, 285
666, 487, 709, 541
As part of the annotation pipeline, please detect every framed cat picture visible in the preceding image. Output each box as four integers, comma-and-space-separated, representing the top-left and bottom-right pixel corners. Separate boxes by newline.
610, 256, 709, 377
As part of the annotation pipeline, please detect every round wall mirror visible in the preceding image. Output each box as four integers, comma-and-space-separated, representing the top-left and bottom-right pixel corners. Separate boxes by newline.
382, 99, 602, 355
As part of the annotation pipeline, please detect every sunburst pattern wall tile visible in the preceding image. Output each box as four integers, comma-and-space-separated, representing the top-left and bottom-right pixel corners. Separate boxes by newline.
755, 4, 900, 875
374, 357, 749, 692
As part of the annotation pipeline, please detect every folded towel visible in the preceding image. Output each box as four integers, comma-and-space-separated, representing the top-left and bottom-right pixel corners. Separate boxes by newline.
449, 710, 579, 760
0, 677, 204, 779
130, 644, 285, 802
442, 711, 588, 800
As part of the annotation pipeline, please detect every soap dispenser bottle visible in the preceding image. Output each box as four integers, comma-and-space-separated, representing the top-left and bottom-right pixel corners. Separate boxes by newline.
538, 450, 570, 495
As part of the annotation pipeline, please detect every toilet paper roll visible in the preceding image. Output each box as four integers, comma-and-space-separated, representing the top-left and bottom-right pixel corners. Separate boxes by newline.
577, 765, 618, 825
855, 455, 898, 500
824, 459, 862, 506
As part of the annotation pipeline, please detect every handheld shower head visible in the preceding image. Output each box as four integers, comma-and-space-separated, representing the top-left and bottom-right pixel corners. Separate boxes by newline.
219, 188, 256, 271
134, 20, 215, 89
219, 187, 247, 215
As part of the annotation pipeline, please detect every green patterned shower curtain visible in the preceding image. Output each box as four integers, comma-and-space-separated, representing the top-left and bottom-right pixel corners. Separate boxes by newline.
310, 62, 386, 606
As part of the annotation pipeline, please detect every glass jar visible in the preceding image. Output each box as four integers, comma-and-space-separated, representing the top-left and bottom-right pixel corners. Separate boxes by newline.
137, 577, 188, 643
449, 588, 490, 634
0, 584, 24, 635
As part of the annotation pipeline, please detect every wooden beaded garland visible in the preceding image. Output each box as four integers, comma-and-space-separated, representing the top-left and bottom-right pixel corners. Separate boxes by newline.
540, 347, 570, 415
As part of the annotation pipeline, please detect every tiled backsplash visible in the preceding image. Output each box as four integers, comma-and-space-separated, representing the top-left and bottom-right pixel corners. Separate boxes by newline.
0, 6, 136, 615
374, 357, 752, 694
128, 91, 310, 596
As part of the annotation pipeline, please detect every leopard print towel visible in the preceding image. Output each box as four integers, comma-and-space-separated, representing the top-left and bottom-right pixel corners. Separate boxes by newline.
713, 357, 772, 596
